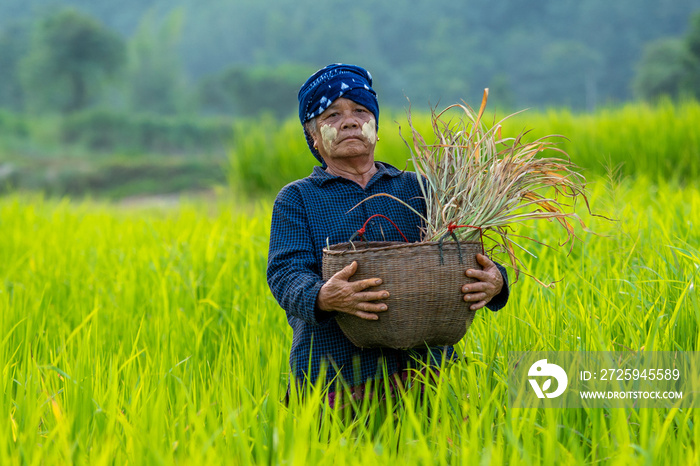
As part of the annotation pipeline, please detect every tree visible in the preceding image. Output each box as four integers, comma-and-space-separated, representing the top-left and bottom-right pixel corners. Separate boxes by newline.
0, 21, 30, 111
20, 8, 125, 113
541, 41, 602, 110
682, 12, 700, 98
633, 11, 700, 101
198, 64, 315, 118
125, 9, 190, 115
633, 39, 691, 100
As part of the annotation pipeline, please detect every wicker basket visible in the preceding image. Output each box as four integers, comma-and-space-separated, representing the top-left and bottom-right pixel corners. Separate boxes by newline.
322, 240, 483, 349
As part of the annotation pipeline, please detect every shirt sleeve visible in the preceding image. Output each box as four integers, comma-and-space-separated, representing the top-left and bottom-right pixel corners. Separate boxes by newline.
267, 185, 334, 326
486, 262, 509, 312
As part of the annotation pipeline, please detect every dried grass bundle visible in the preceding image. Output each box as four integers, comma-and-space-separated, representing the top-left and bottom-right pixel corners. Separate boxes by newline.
363, 89, 595, 285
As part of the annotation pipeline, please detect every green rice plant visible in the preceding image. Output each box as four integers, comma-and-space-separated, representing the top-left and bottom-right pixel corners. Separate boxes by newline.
226, 114, 317, 197
225, 98, 700, 198
503, 98, 700, 183
0, 172, 698, 464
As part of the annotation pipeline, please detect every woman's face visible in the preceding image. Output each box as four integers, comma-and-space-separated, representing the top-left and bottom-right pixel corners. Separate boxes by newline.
311, 97, 377, 163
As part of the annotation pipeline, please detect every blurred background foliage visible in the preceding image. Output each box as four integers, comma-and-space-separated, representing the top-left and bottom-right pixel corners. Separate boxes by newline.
0, 0, 699, 199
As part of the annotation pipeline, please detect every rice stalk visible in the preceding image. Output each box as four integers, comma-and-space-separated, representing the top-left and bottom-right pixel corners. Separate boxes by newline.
394, 89, 596, 283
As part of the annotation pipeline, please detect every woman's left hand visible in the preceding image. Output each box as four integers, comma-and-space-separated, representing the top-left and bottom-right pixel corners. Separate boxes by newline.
462, 254, 504, 311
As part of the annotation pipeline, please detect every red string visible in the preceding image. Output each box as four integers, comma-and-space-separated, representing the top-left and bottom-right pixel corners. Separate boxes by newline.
356, 214, 409, 242
446, 222, 485, 255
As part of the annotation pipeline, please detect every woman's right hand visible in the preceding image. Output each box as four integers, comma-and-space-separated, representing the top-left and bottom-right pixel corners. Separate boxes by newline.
316, 261, 389, 320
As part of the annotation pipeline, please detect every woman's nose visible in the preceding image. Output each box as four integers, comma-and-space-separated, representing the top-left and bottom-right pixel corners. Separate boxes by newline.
340, 112, 360, 128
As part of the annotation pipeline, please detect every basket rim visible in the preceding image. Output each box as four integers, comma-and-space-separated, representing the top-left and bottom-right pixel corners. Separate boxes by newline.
323, 240, 483, 256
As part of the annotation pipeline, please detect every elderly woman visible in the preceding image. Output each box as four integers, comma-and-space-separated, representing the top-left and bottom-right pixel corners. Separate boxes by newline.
267, 64, 509, 407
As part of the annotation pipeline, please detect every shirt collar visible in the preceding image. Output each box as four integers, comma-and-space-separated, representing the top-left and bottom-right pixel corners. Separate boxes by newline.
309, 161, 403, 187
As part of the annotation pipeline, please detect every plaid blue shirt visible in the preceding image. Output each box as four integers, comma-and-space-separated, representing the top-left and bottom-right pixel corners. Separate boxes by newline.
267, 161, 509, 389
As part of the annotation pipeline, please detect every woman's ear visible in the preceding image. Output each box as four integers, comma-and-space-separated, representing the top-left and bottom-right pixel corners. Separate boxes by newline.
305, 120, 320, 150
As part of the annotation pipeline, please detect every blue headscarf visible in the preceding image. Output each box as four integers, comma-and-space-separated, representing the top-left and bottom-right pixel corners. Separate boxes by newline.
298, 64, 379, 165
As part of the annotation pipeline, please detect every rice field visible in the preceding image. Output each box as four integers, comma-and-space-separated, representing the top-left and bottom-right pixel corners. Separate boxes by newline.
229, 99, 700, 197
1, 102, 700, 464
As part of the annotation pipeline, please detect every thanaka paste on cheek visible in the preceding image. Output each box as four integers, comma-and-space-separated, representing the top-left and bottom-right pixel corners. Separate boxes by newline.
362, 118, 377, 144
320, 124, 338, 153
